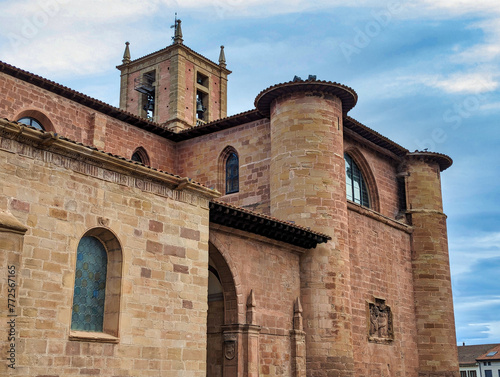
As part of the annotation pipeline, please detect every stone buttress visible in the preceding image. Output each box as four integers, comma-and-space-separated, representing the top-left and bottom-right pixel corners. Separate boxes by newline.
256, 80, 358, 376
405, 152, 459, 377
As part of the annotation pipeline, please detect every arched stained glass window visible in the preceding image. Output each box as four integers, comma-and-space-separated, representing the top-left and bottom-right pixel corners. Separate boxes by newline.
345, 153, 370, 207
71, 236, 108, 332
226, 153, 239, 194
17, 116, 44, 130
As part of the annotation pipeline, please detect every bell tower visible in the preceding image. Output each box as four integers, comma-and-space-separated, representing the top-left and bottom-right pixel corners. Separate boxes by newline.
116, 19, 231, 131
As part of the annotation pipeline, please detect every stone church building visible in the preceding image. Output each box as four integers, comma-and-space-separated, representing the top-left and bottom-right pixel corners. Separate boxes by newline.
1, 20, 460, 376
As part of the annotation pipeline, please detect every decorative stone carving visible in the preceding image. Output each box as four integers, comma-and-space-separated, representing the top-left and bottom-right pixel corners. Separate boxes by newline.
368, 298, 393, 343
223, 333, 237, 360
293, 297, 303, 331
97, 217, 110, 227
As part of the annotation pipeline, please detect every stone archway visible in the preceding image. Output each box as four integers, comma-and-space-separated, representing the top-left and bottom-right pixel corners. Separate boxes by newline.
207, 242, 238, 377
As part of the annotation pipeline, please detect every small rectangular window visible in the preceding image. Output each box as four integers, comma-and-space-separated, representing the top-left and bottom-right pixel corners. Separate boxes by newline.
196, 72, 209, 87
397, 176, 407, 211
460, 371, 467, 377
469, 371, 477, 377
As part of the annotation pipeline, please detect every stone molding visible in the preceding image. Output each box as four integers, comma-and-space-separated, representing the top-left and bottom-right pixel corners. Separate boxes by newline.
0, 209, 28, 234
0, 119, 219, 207
347, 201, 413, 234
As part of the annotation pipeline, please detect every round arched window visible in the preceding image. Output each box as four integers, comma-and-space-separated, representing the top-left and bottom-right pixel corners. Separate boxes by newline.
17, 117, 44, 130
345, 153, 370, 207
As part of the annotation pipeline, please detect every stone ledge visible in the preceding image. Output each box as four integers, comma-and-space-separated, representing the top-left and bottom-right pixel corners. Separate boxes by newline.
0, 209, 28, 234
69, 330, 119, 343
347, 201, 413, 234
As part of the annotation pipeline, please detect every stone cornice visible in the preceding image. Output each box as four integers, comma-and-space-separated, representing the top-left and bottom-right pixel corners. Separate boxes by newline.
0, 119, 220, 203
406, 151, 453, 171
255, 79, 358, 116
117, 43, 231, 75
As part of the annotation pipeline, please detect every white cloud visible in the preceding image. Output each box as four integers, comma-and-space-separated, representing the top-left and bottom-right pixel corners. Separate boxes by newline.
387, 72, 499, 95
429, 72, 499, 94
450, 232, 500, 278
418, 0, 500, 16
460, 321, 500, 344
455, 297, 500, 311
480, 101, 500, 111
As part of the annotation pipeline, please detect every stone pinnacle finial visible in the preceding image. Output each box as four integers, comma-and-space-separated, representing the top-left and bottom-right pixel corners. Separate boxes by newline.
122, 41, 131, 64
173, 19, 183, 44
219, 45, 226, 68
293, 297, 303, 331
246, 289, 256, 325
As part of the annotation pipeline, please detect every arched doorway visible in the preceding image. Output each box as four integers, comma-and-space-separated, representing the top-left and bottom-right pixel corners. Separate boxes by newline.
207, 243, 238, 377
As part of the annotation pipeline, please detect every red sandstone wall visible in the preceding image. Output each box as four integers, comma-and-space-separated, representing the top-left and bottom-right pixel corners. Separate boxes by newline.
348, 210, 419, 376
124, 70, 141, 116
210, 75, 221, 121
185, 62, 195, 126
102, 117, 175, 169
176, 119, 271, 214
0, 72, 176, 172
210, 229, 301, 376
344, 138, 401, 219
155, 60, 171, 123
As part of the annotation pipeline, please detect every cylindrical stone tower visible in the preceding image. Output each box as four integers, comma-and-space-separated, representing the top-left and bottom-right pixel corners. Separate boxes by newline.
405, 151, 459, 377
256, 81, 357, 376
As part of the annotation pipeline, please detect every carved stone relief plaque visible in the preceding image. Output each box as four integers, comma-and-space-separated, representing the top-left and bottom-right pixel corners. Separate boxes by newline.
223, 333, 237, 360
368, 298, 393, 343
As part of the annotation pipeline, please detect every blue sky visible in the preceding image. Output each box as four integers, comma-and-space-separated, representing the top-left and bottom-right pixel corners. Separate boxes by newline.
0, 0, 499, 346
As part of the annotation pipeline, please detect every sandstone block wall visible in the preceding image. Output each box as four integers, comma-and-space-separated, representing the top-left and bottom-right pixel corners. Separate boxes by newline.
210, 228, 302, 377
0, 72, 176, 171
268, 91, 355, 376
348, 209, 419, 376
406, 157, 459, 376
0, 125, 213, 377
176, 119, 271, 214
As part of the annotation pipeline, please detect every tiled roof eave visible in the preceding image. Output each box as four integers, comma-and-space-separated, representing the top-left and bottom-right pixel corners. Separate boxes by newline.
209, 200, 330, 249
344, 116, 408, 158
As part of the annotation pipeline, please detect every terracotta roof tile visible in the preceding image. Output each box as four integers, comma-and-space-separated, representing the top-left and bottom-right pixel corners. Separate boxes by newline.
458, 344, 500, 365
477, 344, 500, 361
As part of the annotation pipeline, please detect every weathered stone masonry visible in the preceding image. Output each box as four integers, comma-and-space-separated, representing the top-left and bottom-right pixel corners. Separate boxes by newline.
0, 24, 460, 376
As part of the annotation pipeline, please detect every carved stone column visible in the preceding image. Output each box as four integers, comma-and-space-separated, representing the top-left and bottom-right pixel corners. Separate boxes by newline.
222, 290, 261, 377
245, 290, 260, 377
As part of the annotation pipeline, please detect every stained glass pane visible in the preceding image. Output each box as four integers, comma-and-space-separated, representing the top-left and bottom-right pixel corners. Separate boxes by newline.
71, 236, 107, 332
226, 153, 239, 194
